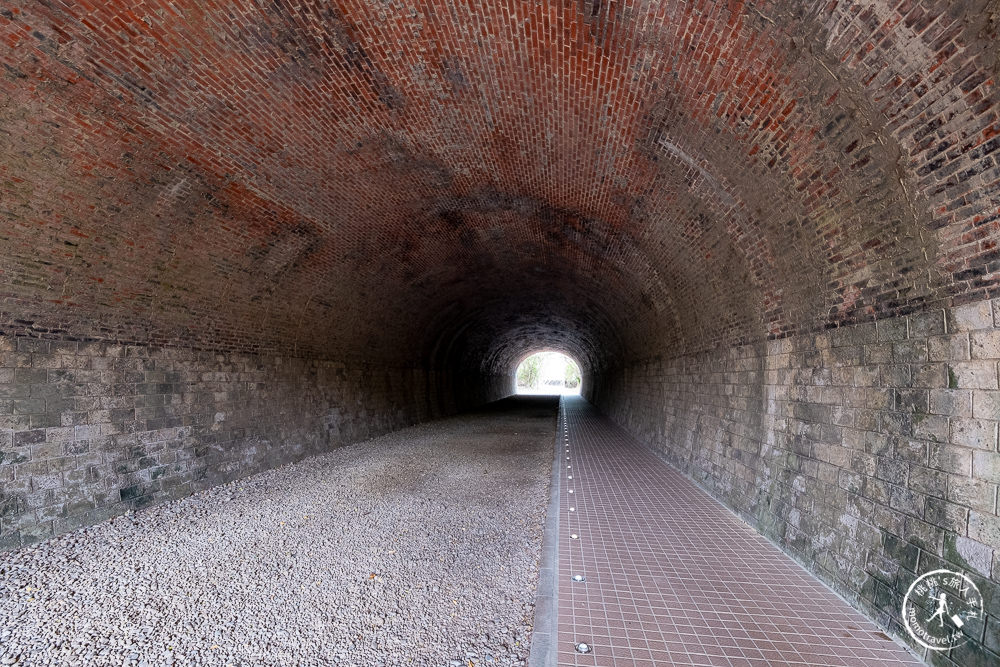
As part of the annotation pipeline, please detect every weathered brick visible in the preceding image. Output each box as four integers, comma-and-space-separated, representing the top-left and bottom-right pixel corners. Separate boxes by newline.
903, 516, 944, 555
911, 363, 948, 388
0, 531, 20, 551
0, 0, 999, 658
973, 390, 1000, 420
913, 414, 950, 443
0, 340, 453, 559
908, 465, 948, 498
944, 533, 994, 577
894, 388, 928, 414
948, 302, 995, 333
13, 430, 45, 447
909, 311, 947, 339
13, 369, 46, 386
925, 497, 970, 534
19, 522, 53, 545
889, 486, 925, 518
974, 451, 1000, 484
930, 389, 973, 417
893, 341, 928, 363
949, 477, 998, 514
951, 418, 999, 451
986, 616, 1000, 654
972, 330, 1000, 360
949, 361, 999, 390
928, 334, 971, 362
877, 318, 908, 342
868, 344, 893, 366
969, 512, 1000, 547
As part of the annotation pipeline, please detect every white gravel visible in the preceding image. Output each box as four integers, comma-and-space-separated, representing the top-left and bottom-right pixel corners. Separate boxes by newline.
0, 398, 558, 666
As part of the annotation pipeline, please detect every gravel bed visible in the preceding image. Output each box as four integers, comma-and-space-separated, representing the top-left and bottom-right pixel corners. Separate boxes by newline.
0, 397, 558, 666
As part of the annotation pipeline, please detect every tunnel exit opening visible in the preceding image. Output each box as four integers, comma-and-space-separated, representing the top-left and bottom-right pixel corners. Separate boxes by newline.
514, 351, 582, 396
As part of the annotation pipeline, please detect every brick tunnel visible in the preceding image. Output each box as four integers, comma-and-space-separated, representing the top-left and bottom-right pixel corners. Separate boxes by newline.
1, 1, 999, 665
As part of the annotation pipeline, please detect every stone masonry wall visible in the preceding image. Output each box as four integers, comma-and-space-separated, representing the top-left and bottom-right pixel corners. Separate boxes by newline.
591, 297, 1000, 666
0, 334, 500, 552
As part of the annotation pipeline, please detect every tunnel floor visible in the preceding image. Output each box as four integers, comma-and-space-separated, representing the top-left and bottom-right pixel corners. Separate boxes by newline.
0, 397, 558, 667
552, 396, 920, 666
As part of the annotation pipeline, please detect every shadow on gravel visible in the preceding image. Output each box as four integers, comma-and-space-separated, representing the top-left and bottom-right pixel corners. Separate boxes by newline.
466, 395, 560, 419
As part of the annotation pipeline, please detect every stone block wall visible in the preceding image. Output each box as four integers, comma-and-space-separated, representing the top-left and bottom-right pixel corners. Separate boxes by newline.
590, 298, 1000, 665
0, 335, 509, 552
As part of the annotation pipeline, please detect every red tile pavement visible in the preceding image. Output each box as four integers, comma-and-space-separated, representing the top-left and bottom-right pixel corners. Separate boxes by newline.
555, 396, 921, 667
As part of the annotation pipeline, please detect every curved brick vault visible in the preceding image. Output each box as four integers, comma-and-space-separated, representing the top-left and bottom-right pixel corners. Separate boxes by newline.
0, 0, 995, 375
2, 0, 1000, 662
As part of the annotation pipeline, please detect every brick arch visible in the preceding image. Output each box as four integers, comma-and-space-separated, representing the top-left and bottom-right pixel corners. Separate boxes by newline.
2, 1, 996, 369
2, 1, 1000, 657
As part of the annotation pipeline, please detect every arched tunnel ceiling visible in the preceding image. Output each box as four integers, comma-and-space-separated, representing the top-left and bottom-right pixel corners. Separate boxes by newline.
1, 1, 999, 373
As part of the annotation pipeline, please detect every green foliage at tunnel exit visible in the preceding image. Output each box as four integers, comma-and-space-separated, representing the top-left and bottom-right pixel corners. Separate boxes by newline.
516, 354, 541, 388
565, 361, 581, 388
516, 351, 580, 391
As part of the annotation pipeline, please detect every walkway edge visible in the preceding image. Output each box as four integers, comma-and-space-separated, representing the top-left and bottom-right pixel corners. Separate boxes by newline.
527, 397, 562, 667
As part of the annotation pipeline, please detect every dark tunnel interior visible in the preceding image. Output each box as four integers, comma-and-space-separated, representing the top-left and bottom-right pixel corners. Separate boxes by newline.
2, 1, 1000, 663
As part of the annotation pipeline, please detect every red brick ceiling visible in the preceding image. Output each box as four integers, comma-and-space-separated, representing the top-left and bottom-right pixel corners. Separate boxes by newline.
1, 1, 998, 373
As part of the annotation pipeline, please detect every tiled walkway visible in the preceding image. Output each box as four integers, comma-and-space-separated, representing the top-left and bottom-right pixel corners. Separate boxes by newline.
554, 396, 920, 667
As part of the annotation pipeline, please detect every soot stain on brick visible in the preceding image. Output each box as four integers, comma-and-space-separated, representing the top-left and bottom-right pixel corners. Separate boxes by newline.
440, 57, 468, 92
372, 74, 405, 109
581, 0, 618, 46
237, 1, 406, 110
426, 189, 619, 262
351, 134, 453, 189
2, 62, 27, 80
96, 68, 159, 111
439, 209, 464, 230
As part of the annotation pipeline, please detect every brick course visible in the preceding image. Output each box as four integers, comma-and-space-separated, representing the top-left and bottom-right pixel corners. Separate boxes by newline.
0, 1, 997, 370
0, 0, 999, 663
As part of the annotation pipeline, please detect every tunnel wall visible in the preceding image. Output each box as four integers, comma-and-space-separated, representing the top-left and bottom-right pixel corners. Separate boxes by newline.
462, 373, 515, 413
591, 297, 1000, 664
0, 334, 505, 552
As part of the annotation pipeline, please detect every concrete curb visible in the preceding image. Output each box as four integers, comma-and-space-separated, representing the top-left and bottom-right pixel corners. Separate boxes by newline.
527, 397, 562, 667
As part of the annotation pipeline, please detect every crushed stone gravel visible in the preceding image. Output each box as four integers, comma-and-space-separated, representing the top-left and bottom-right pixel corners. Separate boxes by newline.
0, 397, 558, 666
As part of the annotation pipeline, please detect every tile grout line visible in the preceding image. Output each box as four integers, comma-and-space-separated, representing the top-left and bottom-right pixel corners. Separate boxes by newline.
554, 395, 923, 666
628, 416, 927, 665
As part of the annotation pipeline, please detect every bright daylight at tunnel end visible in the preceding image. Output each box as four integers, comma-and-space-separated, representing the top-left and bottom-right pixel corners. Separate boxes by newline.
1, 1, 1000, 666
